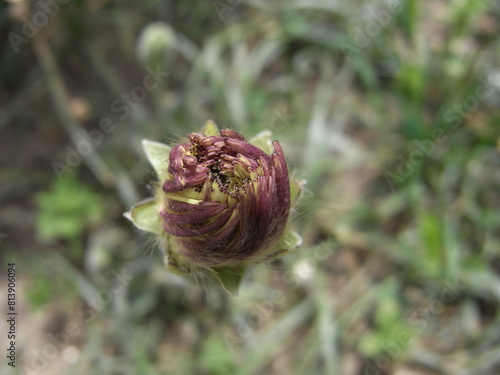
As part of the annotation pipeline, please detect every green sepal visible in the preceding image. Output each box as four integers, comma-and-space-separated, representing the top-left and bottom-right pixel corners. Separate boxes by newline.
163, 239, 245, 295
200, 120, 220, 136
211, 265, 247, 295
290, 178, 306, 206
249, 130, 274, 155
278, 228, 302, 251
265, 228, 303, 261
123, 198, 161, 234
142, 139, 171, 181
163, 238, 193, 276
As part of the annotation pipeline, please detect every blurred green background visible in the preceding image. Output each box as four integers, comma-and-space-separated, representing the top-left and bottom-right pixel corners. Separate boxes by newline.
1, 0, 500, 374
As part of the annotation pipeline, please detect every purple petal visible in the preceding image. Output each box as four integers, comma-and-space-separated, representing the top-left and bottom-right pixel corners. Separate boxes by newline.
159, 130, 292, 267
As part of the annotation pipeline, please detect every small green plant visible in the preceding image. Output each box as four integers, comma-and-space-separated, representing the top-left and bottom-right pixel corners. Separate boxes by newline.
358, 283, 415, 358
36, 176, 104, 242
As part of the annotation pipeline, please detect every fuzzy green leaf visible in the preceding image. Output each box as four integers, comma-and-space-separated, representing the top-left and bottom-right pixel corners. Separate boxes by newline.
212, 266, 246, 295
200, 120, 220, 136
278, 229, 302, 251
124, 198, 161, 234
290, 178, 306, 206
249, 130, 274, 155
142, 139, 171, 181
266, 228, 303, 260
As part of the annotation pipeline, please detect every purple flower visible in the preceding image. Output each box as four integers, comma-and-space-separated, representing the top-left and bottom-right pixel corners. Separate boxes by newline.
125, 121, 303, 294
161, 128, 291, 266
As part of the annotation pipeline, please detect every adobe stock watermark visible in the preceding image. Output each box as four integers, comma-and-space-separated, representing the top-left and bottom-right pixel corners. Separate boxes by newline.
51, 65, 168, 180
384, 74, 496, 191
362, 278, 466, 375
223, 243, 336, 353
20, 268, 133, 375
341, 0, 403, 61
8, 0, 71, 54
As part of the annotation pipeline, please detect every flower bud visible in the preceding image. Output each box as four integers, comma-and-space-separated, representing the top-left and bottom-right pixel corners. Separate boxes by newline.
125, 121, 304, 294
136, 22, 176, 67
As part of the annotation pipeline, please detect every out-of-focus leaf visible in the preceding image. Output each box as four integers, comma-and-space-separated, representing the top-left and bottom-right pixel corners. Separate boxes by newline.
36, 177, 103, 241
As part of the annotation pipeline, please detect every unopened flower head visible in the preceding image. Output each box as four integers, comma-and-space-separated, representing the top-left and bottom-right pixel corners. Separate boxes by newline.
125, 121, 304, 294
